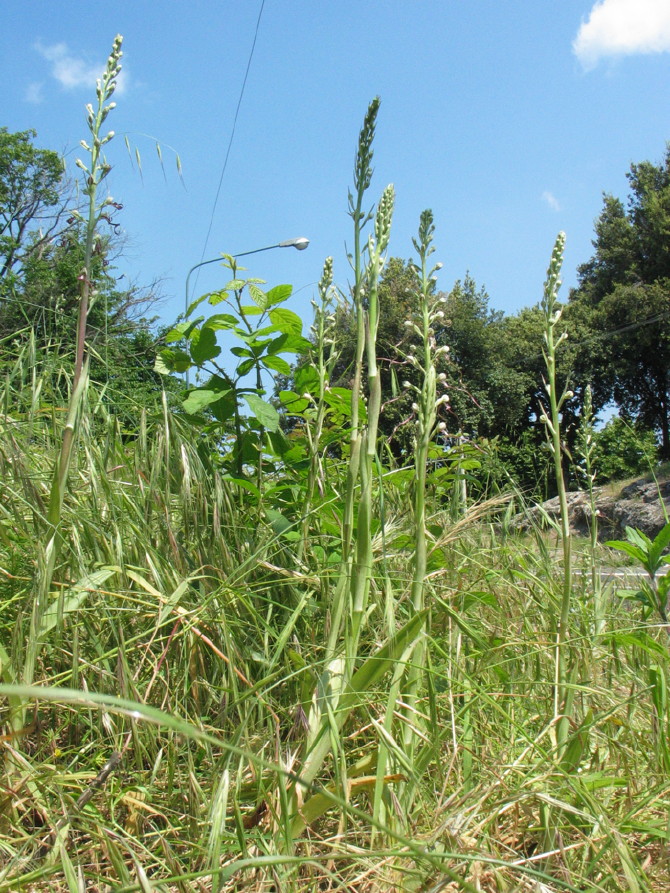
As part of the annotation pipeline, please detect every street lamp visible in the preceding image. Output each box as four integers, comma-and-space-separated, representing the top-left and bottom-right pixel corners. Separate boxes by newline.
185, 237, 309, 319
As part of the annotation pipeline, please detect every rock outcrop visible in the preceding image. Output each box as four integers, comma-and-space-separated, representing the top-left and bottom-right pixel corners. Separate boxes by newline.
516, 477, 670, 541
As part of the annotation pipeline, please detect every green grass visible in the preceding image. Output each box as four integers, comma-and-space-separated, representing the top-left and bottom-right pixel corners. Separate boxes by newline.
1, 346, 670, 892
2, 75, 669, 892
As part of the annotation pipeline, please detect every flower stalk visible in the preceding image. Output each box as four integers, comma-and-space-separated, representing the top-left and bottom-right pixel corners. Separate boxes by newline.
539, 231, 574, 759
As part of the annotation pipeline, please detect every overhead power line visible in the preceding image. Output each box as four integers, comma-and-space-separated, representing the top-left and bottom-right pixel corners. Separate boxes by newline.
193, 0, 266, 293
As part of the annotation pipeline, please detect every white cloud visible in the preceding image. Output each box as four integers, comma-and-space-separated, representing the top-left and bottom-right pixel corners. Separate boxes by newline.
25, 82, 44, 104
574, 0, 670, 69
541, 190, 561, 212
34, 40, 127, 94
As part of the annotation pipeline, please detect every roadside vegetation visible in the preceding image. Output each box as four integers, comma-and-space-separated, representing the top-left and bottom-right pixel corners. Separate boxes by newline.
2, 36, 670, 893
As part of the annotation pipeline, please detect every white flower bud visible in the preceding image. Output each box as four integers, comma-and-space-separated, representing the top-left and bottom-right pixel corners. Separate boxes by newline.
438, 373, 447, 382
403, 381, 412, 389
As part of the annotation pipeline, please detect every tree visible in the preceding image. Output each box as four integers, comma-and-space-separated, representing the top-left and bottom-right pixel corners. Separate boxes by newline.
0, 128, 73, 289
0, 128, 174, 421
570, 146, 670, 457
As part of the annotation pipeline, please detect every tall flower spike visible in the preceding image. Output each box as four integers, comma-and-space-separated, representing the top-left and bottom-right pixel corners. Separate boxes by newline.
374, 183, 395, 253
353, 97, 380, 197
542, 231, 566, 313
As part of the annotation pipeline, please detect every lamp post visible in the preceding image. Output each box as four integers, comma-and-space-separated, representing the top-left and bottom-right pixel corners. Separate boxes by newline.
183, 237, 309, 384
185, 237, 309, 320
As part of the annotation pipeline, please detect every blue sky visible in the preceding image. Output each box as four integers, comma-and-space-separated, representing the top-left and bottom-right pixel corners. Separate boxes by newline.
2, 1, 670, 329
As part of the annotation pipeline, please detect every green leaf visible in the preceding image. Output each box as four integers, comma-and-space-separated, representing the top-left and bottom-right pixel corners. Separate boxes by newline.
265, 509, 294, 536
648, 521, 670, 571
40, 568, 117, 637
606, 540, 647, 565
280, 390, 309, 413
262, 355, 291, 375
210, 391, 237, 422
208, 290, 229, 306
165, 321, 192, 343
266, 284, 293, 307
222, 475, 261, 497
189, 327, 221, 364
224, 279, 246, 291
266, 428, 292, 457
269, 307, 303, 335
187, 292, 212, 316
182, 386, 231, 414
244, 393, 280, 431
296, 611, 428, 798
267, 332, 312, 356
248, 283, 268, 310
204, 313, 239, 331
155, 348, 191, 374
295, 364, 320, 395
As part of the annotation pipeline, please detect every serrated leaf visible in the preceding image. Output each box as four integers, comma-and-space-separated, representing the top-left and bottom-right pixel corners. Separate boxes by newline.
269, 307, 303, 335
249, 283, 268, 310
204, 313, 238, 330
266, 284, 293, 307
224, 279, 246, 291
244, 394, 280, 431
207, 290, 229, 306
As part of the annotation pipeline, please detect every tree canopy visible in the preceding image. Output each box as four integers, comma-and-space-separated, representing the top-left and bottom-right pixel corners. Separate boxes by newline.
0, 127, 173, 421
570, 146, 670, 456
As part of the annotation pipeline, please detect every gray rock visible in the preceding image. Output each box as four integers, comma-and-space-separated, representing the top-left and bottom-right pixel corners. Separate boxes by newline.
514, 476, 670, 541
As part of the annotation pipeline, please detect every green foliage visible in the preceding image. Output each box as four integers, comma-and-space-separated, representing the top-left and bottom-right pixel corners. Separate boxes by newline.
607, 522, 670, 625
0, 125, 171, 426
570, 145, 670, 456
158, 255, 308, 484
592, 416, 658, 482
5, 75, 670, 893
0, 126, 69, 288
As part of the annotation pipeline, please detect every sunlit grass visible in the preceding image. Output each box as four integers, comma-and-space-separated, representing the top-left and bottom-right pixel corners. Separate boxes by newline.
1, 80, 669, 892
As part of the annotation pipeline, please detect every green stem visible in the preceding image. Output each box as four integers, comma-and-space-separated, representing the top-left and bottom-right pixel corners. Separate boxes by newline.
540, 232, 573, 759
